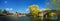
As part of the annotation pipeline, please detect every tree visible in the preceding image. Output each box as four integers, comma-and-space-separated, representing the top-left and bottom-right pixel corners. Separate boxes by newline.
52, 0, 60, 16
51, 0, 60, 21
51, 0, 60, 10
2, 10, 8, 15
57, 0, 60, 10
51, 0, 57, 10
29, 4, 40, 17
0, 9, 2, 14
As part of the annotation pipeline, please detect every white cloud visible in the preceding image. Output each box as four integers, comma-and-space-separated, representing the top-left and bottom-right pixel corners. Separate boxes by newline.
10, 8, 13, 10
26, 8, 29, 11
40, 8, 45, 11
6, 8, 13, 11
6, 8, 9, 10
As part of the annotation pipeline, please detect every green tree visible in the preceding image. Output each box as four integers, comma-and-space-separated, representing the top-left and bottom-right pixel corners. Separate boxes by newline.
2, 10, 8, 15
52, 0, 60, 10
0, 9, 2, 14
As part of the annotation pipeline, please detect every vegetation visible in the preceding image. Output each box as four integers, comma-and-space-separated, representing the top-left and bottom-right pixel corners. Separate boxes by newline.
52, 0, 60, 20
29, 4, 40, 17
0, 9, 2, 14
52, 0, 60, 10
2, 9, 8, 15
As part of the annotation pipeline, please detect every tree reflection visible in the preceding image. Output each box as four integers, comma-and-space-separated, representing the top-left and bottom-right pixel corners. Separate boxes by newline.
30, 17, 43, 21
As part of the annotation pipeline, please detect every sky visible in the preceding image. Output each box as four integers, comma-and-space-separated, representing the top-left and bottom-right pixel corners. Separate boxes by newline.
0, 0, 47, 13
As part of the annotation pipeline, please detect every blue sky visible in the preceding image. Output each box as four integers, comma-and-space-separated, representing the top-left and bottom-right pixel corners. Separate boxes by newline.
0, 0, 47, 13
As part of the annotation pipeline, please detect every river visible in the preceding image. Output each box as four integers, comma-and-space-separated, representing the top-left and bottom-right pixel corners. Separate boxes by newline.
0, 16, 60, 21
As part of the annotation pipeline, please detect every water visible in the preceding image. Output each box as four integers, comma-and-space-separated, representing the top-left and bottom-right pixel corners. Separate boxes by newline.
0, 16, 60, 21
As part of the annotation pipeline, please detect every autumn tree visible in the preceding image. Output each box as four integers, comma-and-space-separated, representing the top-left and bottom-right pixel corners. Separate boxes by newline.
29, 4, 40, 17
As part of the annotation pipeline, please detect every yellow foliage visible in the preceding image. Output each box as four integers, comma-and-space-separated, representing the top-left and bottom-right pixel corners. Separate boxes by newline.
29, 4, 40, 16
49, 12, 56, 16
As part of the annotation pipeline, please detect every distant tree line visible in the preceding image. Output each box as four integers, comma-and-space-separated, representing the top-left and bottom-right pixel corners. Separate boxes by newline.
0, 9, 9, 15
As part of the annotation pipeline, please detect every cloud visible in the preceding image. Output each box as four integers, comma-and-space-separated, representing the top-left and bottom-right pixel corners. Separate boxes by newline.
10, 8, 13, 10
4, 1, 7, 4
6, 8, 9, 10
40, 8, 45, 11
6, 8, 13, 11
26, 8, 29, 11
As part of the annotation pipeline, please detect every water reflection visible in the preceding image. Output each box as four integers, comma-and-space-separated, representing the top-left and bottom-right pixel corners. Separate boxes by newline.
44, 16, 58, 21
0, 16, 60, 21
